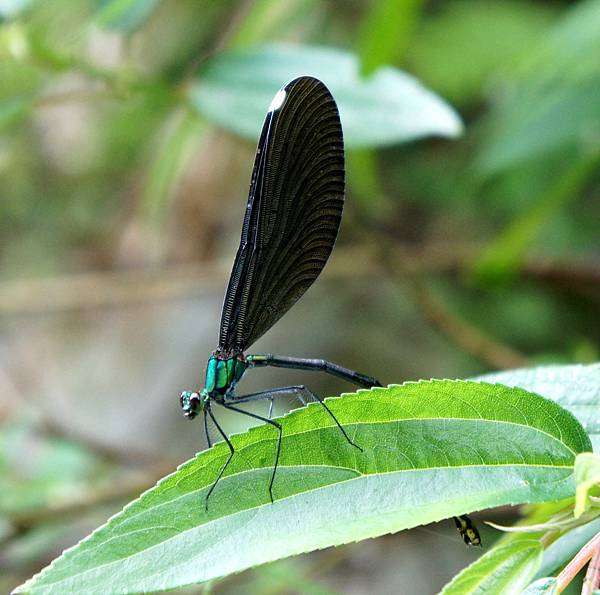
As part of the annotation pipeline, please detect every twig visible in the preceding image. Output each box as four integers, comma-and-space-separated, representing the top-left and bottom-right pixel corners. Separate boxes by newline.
557, 529, 600, 592
0, 262, 222, 316
34, 88, 114, 108
1, 246, 598, 317
583, 541, 600, 595
405, 274, 529, 370
375, 242, 531, 370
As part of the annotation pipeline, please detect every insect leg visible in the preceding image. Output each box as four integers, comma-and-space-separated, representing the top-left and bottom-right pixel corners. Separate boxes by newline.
268, 396, 274, 420
230, 385, 361, 451
305, 388, 363, 452
221, 402, 282, 504
204, 406, 235, 511
226, 385, 306, 411
203, 409, 212, 448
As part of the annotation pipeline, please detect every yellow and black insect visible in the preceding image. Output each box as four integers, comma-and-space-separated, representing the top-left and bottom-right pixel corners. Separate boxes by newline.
454, 514, 482, 546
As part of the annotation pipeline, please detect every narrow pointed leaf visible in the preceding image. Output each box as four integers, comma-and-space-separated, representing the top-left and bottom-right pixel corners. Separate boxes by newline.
440, 540, 543, 595
16, 381, 589, 594
477, 0, 600, 173
357, 0, 423, 75
95, 0, 161, 32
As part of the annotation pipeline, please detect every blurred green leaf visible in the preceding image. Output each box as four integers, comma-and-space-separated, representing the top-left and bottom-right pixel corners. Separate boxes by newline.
471, 151, 600, 282
476, 363, 600, 452
0, 516, 12, 540
16, 381, 588, 593
189, 43, 463, 148
479, 84, 600, 174
0, 423, 106, 515
522, 577, 558, 594
491, 498, 574, 549
408, 0, 556, 106
357, 0, 422, 75
478, 0, 600, 173
1, 522, 71, 569
253, 559, 339, 595
0, 0, 32, 19
228, 0, 317, 49
142, 107, 204, 224
0, 96, 33, 130
440, 540, 543, 594
346, 148, 386, 210
574, 452, 600, 518
523, 0, 600, 79
95, 0, 160, 32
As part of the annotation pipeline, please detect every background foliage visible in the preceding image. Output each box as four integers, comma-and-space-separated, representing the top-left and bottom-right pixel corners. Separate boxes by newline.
1, 0, 600, 593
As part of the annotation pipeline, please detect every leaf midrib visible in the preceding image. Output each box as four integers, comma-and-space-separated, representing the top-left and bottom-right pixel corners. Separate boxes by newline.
25, 461, 573, 592
102, 416, 579, 533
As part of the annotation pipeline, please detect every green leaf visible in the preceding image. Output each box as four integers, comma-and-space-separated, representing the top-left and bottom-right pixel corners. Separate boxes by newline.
227, 0, 317, 49
478, 0, 600, 173
407, 0, 555, 106
95, 0, 161, 32
0, 0, 32, 18
479, 84, 600, 173
346, 148, 386, 210
189, 43, 462, 148
357, 0, 423, 75
251, 559, 339, 595
490, 498, 574, 549
0, 423, 107, 515
574, 452, 600, 518
141, 108, 205, 225
0, 96, 33, 131
440, 540, 543, 594
475, 363, 600, 451
16, 381, 588, 594
522, 577, 558, 594
470, 152, 600, 282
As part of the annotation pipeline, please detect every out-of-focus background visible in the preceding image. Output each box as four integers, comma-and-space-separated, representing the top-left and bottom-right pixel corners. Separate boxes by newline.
1, 0, 599, 593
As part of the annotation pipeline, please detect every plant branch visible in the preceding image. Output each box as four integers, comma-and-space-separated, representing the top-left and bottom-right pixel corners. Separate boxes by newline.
1, 246, 598, 317
405, 274, 529, 369
556, 529, 600, 592
583, 540, 600, 595
373, 243, 530, 370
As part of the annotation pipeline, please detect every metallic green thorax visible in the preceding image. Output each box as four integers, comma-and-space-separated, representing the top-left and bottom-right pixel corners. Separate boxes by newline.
180, 353, 249, 420
204, 354, 247, 395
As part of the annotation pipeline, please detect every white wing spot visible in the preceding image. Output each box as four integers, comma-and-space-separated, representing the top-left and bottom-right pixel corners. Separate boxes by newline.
268, 89, 286, 112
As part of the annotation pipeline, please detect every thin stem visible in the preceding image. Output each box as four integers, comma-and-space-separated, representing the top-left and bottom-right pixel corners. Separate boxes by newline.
408, 274, 529, 369
583, 542, 600, 595
556, 530, 600, 592
0, 248, 598, 316
380, 244, 529, 370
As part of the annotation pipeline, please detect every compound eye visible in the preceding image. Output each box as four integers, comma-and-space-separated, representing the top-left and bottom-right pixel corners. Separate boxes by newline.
180, 391, 199, 408
180, 391, 192, 406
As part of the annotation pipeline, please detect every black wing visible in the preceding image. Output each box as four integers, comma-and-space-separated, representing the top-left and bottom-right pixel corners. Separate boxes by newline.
218, 76, 344, 352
